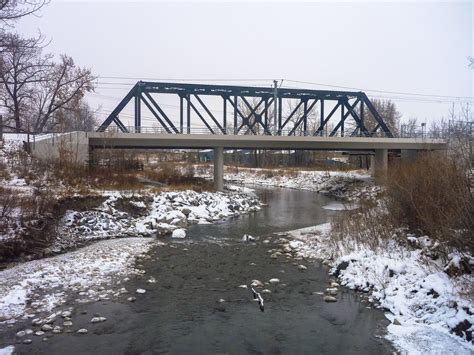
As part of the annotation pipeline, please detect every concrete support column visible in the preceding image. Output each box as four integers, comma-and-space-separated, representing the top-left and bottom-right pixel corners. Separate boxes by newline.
401, 149, 418, 163
213, 146, 224, 191
373, 149, 388, 180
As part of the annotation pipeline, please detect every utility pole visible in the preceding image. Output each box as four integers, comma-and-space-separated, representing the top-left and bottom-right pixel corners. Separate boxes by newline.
273, 80, 278, 135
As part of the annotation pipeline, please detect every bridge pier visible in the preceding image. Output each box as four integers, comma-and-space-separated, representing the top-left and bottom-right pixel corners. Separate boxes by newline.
213, 147, 224, 191
371, 149, 388, 180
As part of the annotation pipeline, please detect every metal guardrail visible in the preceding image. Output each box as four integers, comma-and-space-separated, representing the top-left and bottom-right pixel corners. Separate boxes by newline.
94, 126, 451, 140
10, 126, 471, 141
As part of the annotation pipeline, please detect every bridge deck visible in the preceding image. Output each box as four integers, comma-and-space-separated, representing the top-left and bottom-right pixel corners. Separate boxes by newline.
87, 132, 447, 151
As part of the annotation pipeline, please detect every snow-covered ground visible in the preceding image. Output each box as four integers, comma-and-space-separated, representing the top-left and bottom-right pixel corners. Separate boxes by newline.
53, 189, 261, 252
285, 224, 474, 354
196, 166, 381, 201
0, 238, 156, 324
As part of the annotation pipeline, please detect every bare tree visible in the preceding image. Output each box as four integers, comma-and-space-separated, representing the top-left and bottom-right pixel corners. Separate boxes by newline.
0, 0, 49, 50
0, 0, 48, 23
363, 98, 401, 135
53, 97, 98, 132
30, 54, 95, 132
0, 32, 50, 131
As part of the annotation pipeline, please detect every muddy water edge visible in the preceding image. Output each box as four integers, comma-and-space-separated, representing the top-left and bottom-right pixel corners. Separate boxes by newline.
3, 187, 395, 354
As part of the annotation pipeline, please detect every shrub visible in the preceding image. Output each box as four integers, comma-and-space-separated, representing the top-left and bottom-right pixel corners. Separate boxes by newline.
386, 153, 473, 253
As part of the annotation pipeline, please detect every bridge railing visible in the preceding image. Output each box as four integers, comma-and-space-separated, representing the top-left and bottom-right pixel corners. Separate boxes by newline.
98, 126, 399, 138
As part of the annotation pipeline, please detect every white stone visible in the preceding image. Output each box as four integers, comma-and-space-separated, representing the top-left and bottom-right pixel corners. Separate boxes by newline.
324, 295, 337, 302
136, 288, 146, 294
127, 297, 137, 302
61, 311, 72, 318
77, 328, 88, 334
238, 284, 248, 289
34, 331, 45, 336
269, 278, 280, 284
41, 324, 53, 332
52, 326, 62, 334
262, 289, 272, 294
63, 321, 73, 327
16, 330, 26, 337
171, 228, 186, 239
91, 316, 107, 323
298, 265, 307, 270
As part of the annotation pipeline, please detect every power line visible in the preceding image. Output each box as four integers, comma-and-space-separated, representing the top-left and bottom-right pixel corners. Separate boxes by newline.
284, 79, 474, 100
95, 76, 473, 100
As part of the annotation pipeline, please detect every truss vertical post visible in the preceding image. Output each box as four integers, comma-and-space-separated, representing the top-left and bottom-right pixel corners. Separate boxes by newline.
278, 97, 282, 135
264, 98, 268, 129
359, 100, 364, 137
223, 96, 227, 134
179, 95, 184, 134
303, 99, 308, 135
341, 101, 345, 137
320, 100, 324, 136
273, 80, 278, 135
233, 96, 238, 135
134, 88, 141, 133
186, 94, 191, 134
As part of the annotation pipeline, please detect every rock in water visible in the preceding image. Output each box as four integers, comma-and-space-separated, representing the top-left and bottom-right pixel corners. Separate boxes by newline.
171, 228, 186, 239
323, 296, 337, 302
269, 278, 280, 284
298, 265, 307, 270
41, 324, 53, 332
77, 329, 88, 334
63, 321, 73, 327
136, 288, 146, 294
127, 297, 137, 302
90, 317, 107, 323
326, 287, 338, 296
16, 330, 26, 338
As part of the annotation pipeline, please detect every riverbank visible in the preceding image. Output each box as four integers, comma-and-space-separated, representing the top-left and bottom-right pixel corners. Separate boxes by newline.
279, 223, 473, 353
195, 165, 381, 201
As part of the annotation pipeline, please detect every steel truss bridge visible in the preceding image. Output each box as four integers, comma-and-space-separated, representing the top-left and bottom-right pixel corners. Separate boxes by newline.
97, 81, 394, 138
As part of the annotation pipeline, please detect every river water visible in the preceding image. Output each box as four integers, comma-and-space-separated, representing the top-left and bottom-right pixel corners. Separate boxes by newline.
6, 187, 394, 354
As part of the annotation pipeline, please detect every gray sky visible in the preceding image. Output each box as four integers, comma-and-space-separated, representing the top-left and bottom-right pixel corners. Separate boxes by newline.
17, 1, 473, 128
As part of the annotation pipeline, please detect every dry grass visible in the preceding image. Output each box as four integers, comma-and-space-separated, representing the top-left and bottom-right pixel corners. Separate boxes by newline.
331, 152, 474, 256
386, 153, 473, 254
144, 163, 212, 191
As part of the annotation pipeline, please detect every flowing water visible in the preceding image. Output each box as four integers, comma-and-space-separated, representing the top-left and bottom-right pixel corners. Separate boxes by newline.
4, 187, 394, 354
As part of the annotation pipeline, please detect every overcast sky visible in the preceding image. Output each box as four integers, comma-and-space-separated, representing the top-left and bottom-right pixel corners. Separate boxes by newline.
17, 0, 473, 128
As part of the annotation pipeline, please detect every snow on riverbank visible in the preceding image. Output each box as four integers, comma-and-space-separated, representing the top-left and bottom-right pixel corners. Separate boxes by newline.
285, 224, 474, 353
54, 189, 261, 252
0, 238, 157, 324
197, 166, 380, 201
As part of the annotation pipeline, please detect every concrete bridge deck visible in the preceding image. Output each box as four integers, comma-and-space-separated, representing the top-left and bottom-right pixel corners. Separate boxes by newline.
86, 132, 447, 151
30, 131, 448, 191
